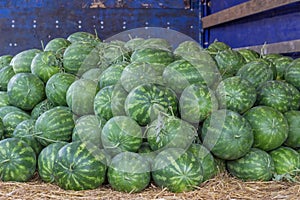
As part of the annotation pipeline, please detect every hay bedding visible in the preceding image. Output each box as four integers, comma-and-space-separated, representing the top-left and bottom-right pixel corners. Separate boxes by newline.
1, 173, 299, 200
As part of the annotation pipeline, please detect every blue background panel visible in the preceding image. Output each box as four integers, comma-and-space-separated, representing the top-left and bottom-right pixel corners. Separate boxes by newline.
209, 0, 248, 14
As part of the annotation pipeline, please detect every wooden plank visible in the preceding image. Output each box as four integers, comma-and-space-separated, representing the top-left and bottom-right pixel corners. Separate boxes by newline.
202, 0, 300, 28
233, 39, 300, 54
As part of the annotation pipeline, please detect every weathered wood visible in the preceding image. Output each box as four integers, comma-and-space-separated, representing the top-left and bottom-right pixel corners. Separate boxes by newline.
202, 0, 300, 28
234, 39, 300, 54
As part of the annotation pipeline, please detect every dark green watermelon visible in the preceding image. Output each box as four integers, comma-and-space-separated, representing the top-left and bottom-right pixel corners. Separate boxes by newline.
45, 72, 77, 106
216, 76, 256, 114
125, 83, 178, 126
0, 138, 36, 182
179, 83, 218, 124
0, 55, 13, 69
173, 41, 203, 58
269, 146, 300, 176
101, 116, 143, 156
10, 49, 41, 73
146, 115, 196, 151
44, 38, 71, 58
67, 31, 101, 44
137, 38, 172, 51
7, 73, 45, 110
31, 99, 56, 119
53, 141, 107, 190
243, 106, 288, 151
152, 148, 203, 193
0, 65, 15, 91
201, 109, 253, 160
99, 62, 127, 89
81, 68, 103, 82
34, 106, 75, 146
207, 41, 231, 57
2, 110, 31, 138
284, 111, 300, 148
0, 91, 9, 108
0, 118, 3, 140
93, 84, 127, 121
38, 142, 67, 183
284, 58, 300, 90
66, 79, 99, 116
124, 38, 145, 52
272, 56, 293, 80
0, 105, 23, 119
100, 41, 130, 67
256, 80, 300, 112
107, 151, 150, 193
31, 51, 62, 83
238, 49, 260, 63
226, 148, 275, 181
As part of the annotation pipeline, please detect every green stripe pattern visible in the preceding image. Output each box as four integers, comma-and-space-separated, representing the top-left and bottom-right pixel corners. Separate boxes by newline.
284, 58, 300, 90
2, 110, 31, 138
0, 65, 15, 91
10, 49, 41, 73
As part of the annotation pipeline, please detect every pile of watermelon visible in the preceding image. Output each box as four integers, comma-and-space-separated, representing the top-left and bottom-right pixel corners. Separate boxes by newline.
0, 31, 300, 193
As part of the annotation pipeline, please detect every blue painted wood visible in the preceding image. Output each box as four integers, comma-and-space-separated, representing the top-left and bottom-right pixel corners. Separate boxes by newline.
209, 0, 249, 14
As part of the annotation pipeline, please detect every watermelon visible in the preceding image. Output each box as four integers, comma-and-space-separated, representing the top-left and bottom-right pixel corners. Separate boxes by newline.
146, 114, 196, 151
67, 31, 101, 44
7, 73, 45, 110
238, 49, 260, 63
0, 105, 23, 119
125, 83, 178, 126
214, 49, 246, 78
2, 110, 31, 138
272, 56, 293, 80
206, 41, 231, 57
137, 38, 173, 51
243, 106, 288, 151
31, 51, 62, 83
236, 60, 274, 88
124, 38, 145, 52
0, 138, 36, 182
72, 115, 104, 148
12, 119, 43, 155
44, 38, 71, 58
0, 91, 9, 107
63, 42, 101, 76
137, 142, 157, 164
53, 141, 107, 190
216, 76, 256, 114
31, 99, 56, 119
120, 62, 163, 92
0, 55, 13, 69
0, 65, 15, 91
38, 142, 67, 183
269, 146, 300, 176
226, 148, 275, 181
284, 111, 300, 148
94, 84, 127, 121
81, 68, 103, 82
99, 62, 127, 89
66, 79, 99, 116
10, 49, 41, 73
201, 109, 253, 160
263, 53, 283, 63
187, 143, 218, 181
107, 151, 150, 193
0, 118, 3, 140
101, 116, 143, 156
100, 41, 130, 66
34, 106, 75, 146
152, 148, 203, 193
284, 58, 300, 90
45, 72, 77, 106
256, 80, 300, 112
173, 41, 203, 57
179, 83, 218, 124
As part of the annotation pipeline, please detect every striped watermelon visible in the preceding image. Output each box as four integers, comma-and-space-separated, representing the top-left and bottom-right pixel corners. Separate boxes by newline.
66, 79, 99, 116
137, 142, 157, 164
237, 59, 274, 88
2, 110, 31, 138
201, 109, 253, 160
269, 146, 300, 176
207, 41, 231, 57
10, 49, 41, 73
67, 31, 101, 44
0, 65, 15, 91
179, 83, 218, 124
101, 41, 130, 66
0, 55, 13, 69
256, 80, 300, 112
272, 56, 293, 80
31, 51, 62, 83
0, 105, 23, 119
125, 83, 178, 126
0, 138, 36, 182
81, 68, 103, 82
146, 115, 196, 151
284, 110, 300, 148
243, 106, 288, 151
45, 72, 77, 106
216, 76, 256, 114
44, 38, 71, 58
101, 116, 143, 156
187, 143, 218, 181
284, 58, 300, 90
94, 84, 127, 121
7, 73, 45, 110
152, 148, 203, 193
173, 41, 203, 57
12, 119, 43, 155
31, 99, 56, 119
124, 38, 145, 52
137, 38, 172, 51
226, 148, 275, 181
0, 91, 9, 107
38, 142, 67, 183
0, 118, 3, 139
53, 141, 107, 190
107, 151, 150, 193
34, 106, 75, 146
238, 49, 260, 63
99, 62, 127, 89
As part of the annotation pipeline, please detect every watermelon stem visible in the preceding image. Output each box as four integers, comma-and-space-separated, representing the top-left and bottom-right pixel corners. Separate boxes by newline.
104, 142, 120, 149
40, 40, 45, 51
0, 159, 10, 164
